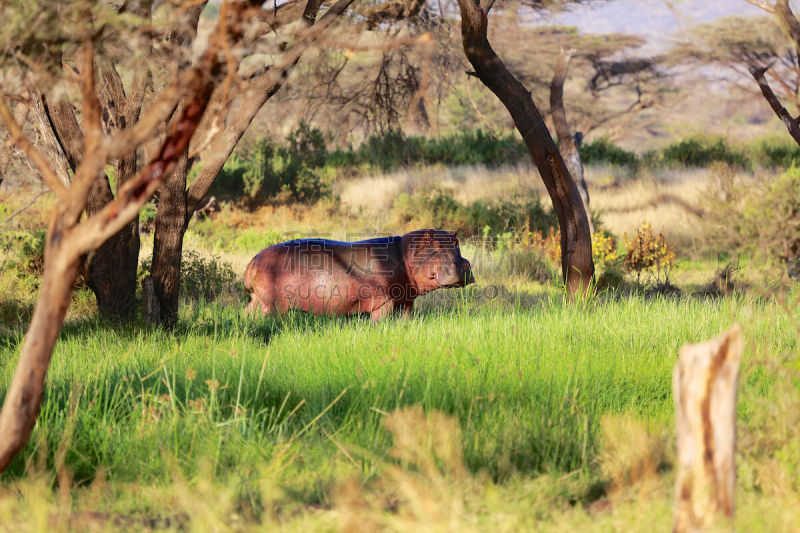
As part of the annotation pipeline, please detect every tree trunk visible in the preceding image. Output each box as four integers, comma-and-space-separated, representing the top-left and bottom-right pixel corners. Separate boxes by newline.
673, 325, 742, 533
550, 49, 593, 234
456, 0, 594, 295
0, 231, 81, 472
36, 83, 143, 322
85, 176, 140, 321
149, 152, 188, 328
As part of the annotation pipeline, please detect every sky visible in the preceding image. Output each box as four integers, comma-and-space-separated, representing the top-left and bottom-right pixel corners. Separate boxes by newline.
542, 0, 766, 53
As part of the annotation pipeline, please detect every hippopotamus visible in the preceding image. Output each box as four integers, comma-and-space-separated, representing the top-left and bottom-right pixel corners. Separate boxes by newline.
243, 229, 475, 320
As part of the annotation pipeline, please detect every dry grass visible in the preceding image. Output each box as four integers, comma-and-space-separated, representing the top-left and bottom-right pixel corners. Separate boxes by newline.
336, 163, 759, 254
338, 164, 544, 213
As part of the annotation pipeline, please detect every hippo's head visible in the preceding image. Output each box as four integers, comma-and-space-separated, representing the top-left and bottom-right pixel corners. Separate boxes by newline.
402, 229, 475, 294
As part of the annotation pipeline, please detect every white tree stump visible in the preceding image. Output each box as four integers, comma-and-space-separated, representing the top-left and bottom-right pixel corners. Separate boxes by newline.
673, 324, 742, 533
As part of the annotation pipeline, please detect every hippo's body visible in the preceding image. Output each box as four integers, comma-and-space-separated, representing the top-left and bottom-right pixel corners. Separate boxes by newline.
243, 229, 474, 320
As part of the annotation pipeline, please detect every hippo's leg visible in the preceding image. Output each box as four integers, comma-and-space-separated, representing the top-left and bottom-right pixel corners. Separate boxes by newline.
247, 291, 275, 317
246, 295, 260, 315
370, 300, 397, 322
400, 300, 414, 318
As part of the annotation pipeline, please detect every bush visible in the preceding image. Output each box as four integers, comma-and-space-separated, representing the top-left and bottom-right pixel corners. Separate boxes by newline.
658, 136, 749, 169
138, 251, 240, 303
0, 229, 46, 281
579, 138, 638, 168
212, 123, 333, 204
704, 166, 800, 277
591, 231, 618, 270
750, 136, 800, 169
622, 222, 677, 285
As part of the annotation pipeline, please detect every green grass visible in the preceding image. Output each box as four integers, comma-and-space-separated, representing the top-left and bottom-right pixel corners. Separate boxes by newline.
0, 291, 797, 529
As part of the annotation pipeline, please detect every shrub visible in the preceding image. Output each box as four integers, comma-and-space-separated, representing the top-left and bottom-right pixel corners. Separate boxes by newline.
579, 138, 638, 168
591, 231, 618, 270
516, 226, 561, 266
473, 229, 560, 284
180, 251, 239, 302
212, 123, 334, 204
659, 136, 749, 169
704, 166, 800, 277
354, 129, 528, 171
745, 136, 800, 169
486, 243, 557, 284
622, 222, 677, 285
0, 229, 46, 281
138, 251, 240, 303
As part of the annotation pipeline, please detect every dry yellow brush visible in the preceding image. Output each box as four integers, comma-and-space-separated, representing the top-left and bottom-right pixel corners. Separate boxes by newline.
622, 222, 677, 284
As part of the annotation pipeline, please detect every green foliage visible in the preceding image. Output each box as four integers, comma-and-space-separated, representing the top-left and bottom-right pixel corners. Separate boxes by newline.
391, 186, 556, 237
338, 129, 529, 172
704, 165, 800, 276
138, 251, 240, 303
0, 229, 46, 284
179, 251, 240, 303
139, 201, 157, 232
213, 122, 333, 203
750, 136, 800, 169
579, 137, 638, 168
654, 136, 750, 169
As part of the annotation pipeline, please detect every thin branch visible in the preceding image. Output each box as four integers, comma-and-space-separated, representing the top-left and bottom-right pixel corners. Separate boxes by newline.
745, 0, 776, 14
0, 190, 49, 228
0, 96, 68, 198
184, 0, 360, 215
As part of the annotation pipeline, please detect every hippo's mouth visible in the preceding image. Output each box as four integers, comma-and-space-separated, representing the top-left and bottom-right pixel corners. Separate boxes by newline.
442, 272, 475, 288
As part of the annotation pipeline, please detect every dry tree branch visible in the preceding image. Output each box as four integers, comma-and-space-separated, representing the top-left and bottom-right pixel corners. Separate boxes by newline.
746, 0, 777, 14
185, 0, 360, 215
0, 97, 68, 198
0, 190, 49, 228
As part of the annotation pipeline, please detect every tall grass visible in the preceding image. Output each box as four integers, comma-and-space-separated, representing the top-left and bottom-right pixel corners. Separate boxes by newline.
1, 294, 793, 485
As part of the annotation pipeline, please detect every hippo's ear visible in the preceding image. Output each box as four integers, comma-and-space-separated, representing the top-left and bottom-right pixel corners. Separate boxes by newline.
419, 230, 435, 248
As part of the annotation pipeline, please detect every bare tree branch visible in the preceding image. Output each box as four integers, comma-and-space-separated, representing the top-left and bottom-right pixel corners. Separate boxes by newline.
745, 0, 776, 14
0, 96, 68, 198
185, 0, 360, 216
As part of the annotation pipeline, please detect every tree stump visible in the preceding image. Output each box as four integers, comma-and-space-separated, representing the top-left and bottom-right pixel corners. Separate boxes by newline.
673, 324, 742, 533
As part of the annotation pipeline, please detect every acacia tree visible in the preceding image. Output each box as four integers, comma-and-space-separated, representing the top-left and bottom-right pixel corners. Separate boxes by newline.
745, 0, 800, 142
6, 0, 361, 327
0, 0, 360, 474
456, 0, 594, 295
676, 4, 800, 144
146, 0, 363, 327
